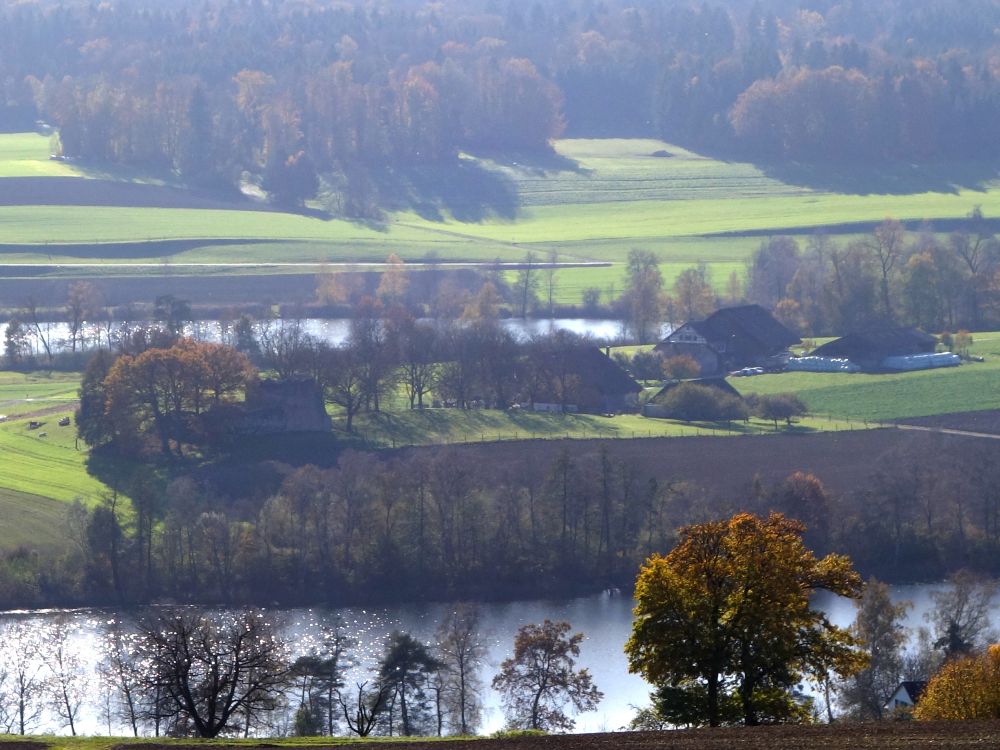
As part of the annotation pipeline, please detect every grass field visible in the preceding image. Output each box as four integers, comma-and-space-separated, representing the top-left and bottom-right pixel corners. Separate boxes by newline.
736, 332, 1000, 421
344, 408, 862, 448
0, 372, 107, 503
0, 132, 81, 178
1, 133, 998, 305
0, 488, 72, 552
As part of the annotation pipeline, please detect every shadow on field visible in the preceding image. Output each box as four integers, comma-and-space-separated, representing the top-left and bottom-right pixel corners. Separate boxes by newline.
0, 238, 293, 260
372, 157, 520, 222
758, 157, 1000, 196
371, 147, 586, 223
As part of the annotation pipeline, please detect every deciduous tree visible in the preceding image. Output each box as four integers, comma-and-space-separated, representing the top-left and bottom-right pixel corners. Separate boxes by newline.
435, 604, 486, 735
626, 512, 865, 727
135, 610, 290, 738
492, 619, 602, 732
838, 578, 912, 720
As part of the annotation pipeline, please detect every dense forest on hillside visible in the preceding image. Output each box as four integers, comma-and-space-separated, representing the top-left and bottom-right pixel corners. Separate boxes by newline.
4, 1, 1000, 212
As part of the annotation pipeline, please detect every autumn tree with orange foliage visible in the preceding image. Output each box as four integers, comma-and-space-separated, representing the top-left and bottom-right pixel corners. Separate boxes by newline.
914, 645, 1000, 721
626, 512, 865, 727
102, 339, 256, 455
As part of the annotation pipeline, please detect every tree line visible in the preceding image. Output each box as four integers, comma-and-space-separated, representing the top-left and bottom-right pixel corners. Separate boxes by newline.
3, 1, 1000, 211
615, 211, 1000, 341
0, 421, 994, 609
0, 606, 598, 738
5, 510, 997, 739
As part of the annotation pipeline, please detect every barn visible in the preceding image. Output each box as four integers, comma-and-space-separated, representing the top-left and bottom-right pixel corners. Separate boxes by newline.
530, 346, 641, 414
810, 328, 939, 371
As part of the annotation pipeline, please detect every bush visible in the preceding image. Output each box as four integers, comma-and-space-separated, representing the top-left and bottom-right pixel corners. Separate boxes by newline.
657, 383, 747, 423
614, 350, 663, 380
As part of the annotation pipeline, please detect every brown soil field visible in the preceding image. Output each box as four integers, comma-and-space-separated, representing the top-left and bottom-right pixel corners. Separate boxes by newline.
899, 409, 1000, 435
393, 428, 945, 497
107, 722, 1000, 750
0, 177, 274, 211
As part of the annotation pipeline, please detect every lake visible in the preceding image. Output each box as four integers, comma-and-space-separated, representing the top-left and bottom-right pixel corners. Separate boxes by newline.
0, 581, 982, 737
5, 317, 667, 356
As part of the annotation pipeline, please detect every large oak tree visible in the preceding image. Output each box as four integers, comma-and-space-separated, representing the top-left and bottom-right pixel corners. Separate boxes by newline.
626, 512, 865, 727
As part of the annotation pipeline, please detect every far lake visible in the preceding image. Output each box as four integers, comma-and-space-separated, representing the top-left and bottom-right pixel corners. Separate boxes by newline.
5, 317, 670, 357
0, 582, 985, 736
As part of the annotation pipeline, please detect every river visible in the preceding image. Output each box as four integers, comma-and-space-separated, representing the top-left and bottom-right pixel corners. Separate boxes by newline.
0, 582, 984, 737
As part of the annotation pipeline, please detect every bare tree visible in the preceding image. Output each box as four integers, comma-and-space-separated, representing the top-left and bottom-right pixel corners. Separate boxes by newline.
515, 250, 539, 318
544, 249, 559, 316
0, 621, 45, 735
316, 342, 366, 433
436, 604, 486, 735
339, 681, 390, 737
42, 617, 88, 736
135, 610, 291, 738
97, 622, 144, 736
867, 218, 905, 321
65, 280, 102, 354
21, 296, 53, 363
927, 569, 997, 658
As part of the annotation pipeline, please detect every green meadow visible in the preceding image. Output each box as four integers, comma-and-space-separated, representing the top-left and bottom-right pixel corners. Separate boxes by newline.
345, 408, 858, 448
735, 332, 1000, 422
0, 133, 997, 304
0, 372, 105, 503
0, 488, 71, 552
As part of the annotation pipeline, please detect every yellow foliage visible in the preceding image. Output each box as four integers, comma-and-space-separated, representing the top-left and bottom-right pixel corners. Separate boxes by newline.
914, 645, 1000, 720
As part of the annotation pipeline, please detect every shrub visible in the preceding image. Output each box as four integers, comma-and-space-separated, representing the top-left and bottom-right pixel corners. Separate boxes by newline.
658, 383, 747, 423
914, 644, 1000, 720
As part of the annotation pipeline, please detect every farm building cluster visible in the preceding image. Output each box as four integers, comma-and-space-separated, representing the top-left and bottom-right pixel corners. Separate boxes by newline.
656, 304, 960, 376
232, 304, 964, 433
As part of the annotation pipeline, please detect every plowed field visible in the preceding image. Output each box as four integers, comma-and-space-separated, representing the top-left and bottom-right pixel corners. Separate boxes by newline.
100, 722, 1000, 750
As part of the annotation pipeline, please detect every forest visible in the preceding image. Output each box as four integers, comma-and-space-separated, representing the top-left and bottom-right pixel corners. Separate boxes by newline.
0, 417, 995, 609
3, 1, 1000, 213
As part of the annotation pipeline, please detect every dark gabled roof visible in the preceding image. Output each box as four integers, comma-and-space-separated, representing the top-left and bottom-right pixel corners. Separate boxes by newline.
541, 346, 642, 396
702, 305, 802, 350
662, 305, 800, 351
812, 328, 938, 359
649, 377, 741, 404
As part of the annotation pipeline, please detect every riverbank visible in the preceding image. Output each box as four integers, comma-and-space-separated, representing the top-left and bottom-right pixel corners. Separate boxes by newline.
8, 722, 1000, 750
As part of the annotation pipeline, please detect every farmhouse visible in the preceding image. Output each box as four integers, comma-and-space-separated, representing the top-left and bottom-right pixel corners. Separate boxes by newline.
811, 327, 938, 371
655, 304, 801, 376
241, 377, 332, 433
884, 680, 928, 713
530, 345, 641, 414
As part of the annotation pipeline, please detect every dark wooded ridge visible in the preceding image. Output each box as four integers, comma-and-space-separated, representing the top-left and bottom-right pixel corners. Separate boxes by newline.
3, 1, 1000, 212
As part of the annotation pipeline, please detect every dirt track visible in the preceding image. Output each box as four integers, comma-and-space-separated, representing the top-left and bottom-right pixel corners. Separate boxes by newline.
107, 722, 1000, 750
899, 409, 1000, 436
